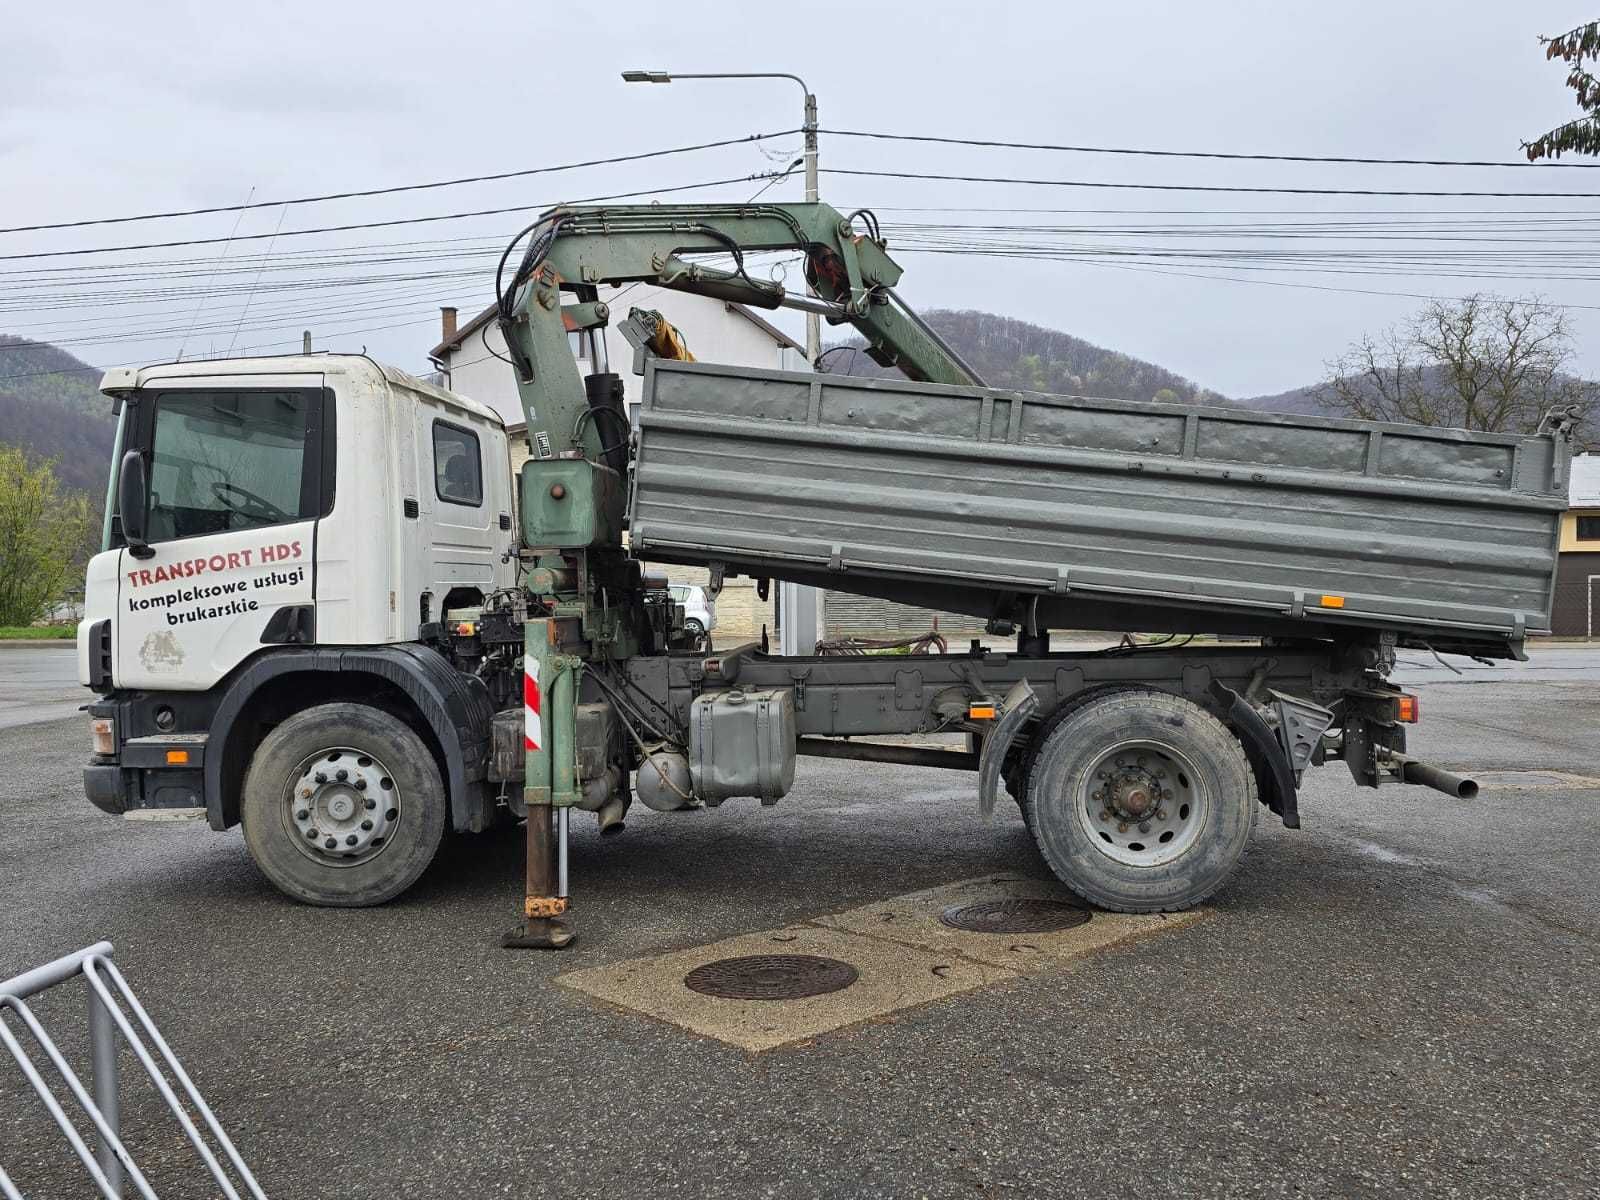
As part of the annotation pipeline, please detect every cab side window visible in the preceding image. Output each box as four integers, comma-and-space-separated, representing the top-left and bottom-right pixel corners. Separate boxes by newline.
433, 420, 482, 507
141, 389, 328, 543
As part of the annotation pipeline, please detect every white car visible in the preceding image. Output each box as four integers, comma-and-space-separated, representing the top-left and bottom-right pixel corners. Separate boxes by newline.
669, 584, 716, 639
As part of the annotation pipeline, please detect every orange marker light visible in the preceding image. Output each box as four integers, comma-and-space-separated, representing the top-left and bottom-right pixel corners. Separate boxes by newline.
969, 703, 998, 721
166, 749, 190, 765
1396, 694, 1419, 723
1319, 594, 1346, 609
455, 622, 476, 637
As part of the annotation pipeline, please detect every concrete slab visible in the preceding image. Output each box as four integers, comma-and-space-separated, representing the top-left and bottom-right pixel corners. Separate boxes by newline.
558, 875, 1207, 1051
812, 873, 1209, 973
1473, 769, 1600, 789
559, 922, 1013, 1052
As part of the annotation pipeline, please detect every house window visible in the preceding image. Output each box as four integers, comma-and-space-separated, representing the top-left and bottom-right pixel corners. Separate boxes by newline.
1577, 515, 1600, 541
433, 420, 483, 507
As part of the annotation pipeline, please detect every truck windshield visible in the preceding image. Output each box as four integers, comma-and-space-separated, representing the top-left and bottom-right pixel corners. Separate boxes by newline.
145, 390, 316, 541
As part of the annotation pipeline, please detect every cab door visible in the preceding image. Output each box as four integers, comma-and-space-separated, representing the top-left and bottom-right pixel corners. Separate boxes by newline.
114, 377, 333, 690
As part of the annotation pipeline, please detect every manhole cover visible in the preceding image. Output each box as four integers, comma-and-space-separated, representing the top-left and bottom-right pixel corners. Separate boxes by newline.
683, 954, 859, 1000
939, 898, 1091, 934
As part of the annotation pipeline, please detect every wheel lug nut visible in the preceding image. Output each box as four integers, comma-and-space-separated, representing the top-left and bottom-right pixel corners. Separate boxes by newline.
314, 773, 327, 784
364, 798, 377, 810
361, 819, 374, 831
324, 837, 337, 849
1138, 821, 1151, 833
1098, 810, 1111, 821
336, 769, 348, 782
295, 809, 309, 821
299, 787, 312, 798
345, 834, 358, 846
354, 778, 367, 790
305, 829, 318, 840
1157, 809, 1167, 820
1117, 821, 1128, 833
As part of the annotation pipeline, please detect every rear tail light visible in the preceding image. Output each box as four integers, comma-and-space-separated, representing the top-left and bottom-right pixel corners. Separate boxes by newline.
1396, 694, 1419, 723
90, 717, 115, 756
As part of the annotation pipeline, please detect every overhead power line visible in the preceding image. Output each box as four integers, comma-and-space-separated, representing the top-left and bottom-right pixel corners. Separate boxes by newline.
825, 167, 1600, 200
0, 131, 799, 235
0, 172, 787, 263
0, 314, 445, 384
823, 128, 1600, 169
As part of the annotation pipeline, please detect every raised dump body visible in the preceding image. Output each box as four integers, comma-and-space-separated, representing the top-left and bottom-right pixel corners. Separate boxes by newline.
630, 360, 1572, 655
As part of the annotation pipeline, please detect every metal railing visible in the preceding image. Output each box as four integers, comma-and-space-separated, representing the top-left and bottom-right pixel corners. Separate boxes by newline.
0, 942, 266, 1199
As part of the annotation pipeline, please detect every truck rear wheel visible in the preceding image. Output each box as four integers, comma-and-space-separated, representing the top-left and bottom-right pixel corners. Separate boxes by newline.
1024, 688, 1256, 912
240, 703, 446, 907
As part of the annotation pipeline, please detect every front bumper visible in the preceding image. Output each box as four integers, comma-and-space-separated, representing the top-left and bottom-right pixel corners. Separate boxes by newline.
83, 764, 129, 815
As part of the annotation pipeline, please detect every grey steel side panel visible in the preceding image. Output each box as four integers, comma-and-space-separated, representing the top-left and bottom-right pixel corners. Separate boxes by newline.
630, 361, 1568, 642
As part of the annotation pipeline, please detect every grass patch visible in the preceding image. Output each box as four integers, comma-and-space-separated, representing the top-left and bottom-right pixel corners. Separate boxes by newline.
0, 625, 76, 640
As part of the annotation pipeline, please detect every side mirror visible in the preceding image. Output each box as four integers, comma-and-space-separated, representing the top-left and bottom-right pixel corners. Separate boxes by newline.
117, 449, 153, 559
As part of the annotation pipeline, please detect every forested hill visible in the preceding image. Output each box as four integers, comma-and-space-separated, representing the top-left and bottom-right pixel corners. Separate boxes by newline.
0, 336, 115, 494
823, 309, 1227, 406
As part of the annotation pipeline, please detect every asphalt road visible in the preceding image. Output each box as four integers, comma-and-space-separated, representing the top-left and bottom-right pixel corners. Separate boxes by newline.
1, 647, 1598, 1198
0, 644, 85, 731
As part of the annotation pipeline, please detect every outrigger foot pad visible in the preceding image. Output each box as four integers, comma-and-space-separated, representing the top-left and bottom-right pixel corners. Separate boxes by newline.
502, 918, 576, 950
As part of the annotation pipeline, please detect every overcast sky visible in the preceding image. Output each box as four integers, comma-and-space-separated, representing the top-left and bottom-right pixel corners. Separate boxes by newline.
5, 0, 1600, 398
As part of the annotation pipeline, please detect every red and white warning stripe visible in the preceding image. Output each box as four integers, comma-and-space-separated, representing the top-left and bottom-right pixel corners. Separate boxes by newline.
524, 659, 542, 751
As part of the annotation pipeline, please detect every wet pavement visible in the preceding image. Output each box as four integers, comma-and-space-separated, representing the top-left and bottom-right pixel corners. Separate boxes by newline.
1, 648, 1597, 1197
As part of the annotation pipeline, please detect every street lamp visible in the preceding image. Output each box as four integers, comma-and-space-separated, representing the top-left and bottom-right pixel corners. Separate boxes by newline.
621, 70, 820, 366
623, 71, 826, 659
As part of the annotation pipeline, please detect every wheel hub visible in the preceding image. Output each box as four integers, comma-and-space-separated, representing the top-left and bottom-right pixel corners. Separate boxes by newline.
1080, 743, 1205, 867
1100, 759, 1170, 825
287, 747, 399, 867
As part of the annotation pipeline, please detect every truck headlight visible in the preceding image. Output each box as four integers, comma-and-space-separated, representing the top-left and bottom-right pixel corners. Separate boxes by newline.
90, 717, 115, 756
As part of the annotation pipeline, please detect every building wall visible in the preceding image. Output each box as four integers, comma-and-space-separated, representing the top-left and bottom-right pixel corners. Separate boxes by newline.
822, 592, 986, 641
1559, 507, 1600, 552
440, 290, 805, 427
1552, 550, 1600, 636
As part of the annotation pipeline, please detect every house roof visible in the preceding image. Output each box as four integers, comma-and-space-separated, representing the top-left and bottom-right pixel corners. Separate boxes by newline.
1570, 454, 1600, 507
722, 302, 805, 353
430, 297, 803, 360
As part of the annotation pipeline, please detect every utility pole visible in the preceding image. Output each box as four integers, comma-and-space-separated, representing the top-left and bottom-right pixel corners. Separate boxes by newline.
622, 70, 820, 365
621, 70, 826, 654
801, 87, 820, 368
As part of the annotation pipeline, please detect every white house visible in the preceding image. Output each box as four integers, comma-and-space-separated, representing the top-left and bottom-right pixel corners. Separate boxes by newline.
429, 289, 808, 645
428, 288, 806, 428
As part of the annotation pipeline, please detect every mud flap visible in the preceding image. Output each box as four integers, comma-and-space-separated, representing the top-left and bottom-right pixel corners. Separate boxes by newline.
977, 679, 1038, 818
1209, 680, 1300, 829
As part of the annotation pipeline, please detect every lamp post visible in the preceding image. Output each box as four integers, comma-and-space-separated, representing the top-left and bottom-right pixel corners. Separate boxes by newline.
620, 70, 820, 366
622, 71, 825, 658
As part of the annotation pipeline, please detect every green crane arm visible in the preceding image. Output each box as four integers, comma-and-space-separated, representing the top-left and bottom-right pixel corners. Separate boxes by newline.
494, 202, 980, 461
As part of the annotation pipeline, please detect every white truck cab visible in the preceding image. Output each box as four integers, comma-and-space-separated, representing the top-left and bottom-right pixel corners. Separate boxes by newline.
80, 355, 519, 903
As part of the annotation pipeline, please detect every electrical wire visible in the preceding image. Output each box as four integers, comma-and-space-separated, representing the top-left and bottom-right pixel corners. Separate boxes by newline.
822, 128, 1600, 169
0, 130, 802, 235
0, 171, 792, 263
824, 166, 1600, 200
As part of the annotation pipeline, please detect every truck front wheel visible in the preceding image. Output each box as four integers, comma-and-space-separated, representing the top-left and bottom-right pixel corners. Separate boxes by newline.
1025, 688, 1256, 912
240, 703, 446, 907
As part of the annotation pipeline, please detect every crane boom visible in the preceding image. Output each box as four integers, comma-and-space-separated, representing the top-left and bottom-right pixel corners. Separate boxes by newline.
495, 201, 979, 465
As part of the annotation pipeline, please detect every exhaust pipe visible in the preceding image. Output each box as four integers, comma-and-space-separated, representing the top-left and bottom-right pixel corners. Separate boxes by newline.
596, 794, 628, 836
1390, 753, 1479, 799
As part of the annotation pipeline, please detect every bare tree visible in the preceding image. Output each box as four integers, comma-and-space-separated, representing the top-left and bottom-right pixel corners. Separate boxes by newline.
1317, 295, 1595, 437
